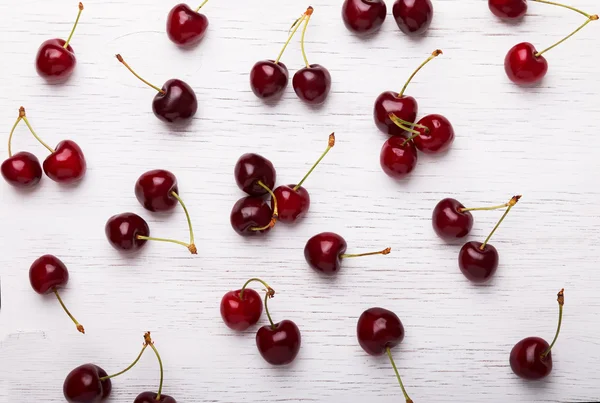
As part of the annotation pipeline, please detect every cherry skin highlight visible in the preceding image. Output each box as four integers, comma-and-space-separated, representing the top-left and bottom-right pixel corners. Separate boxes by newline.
43, 140, 86, 183
304, 232, 347, 274
357, 307, 405, 356
413, 114, 454, 154
153, 79, 198, 123
63, 364, 112, 403
380, 136, 418, 179
432, 198, 473, 240
230, 196, 273, 236
220, 288, 263, 331
250, 61, 289, 99
36, 39, 76, 83
510, 337, 552, 380
271, 185, 310, 223
488, 0, 528, 19
505, 42, 548, 85
373, 92, 418, 136
105, 213, 150, 252
458, 241, 499, 283
256, 320, 302, 365
1, 152, 42, 188
135, 169, 179, 212
29, 254, 69, 294
167, 3, 209, 47
292, 64, 332, 105
393, 0, 433, 36
134, 392, 177, 403
234, 153, 276, 196
341, 0, 387, 35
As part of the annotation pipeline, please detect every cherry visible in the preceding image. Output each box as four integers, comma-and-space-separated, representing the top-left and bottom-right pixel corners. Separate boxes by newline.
234, 153, 276, 196
304, 232, 390, 275
357, 307, 413, 402
379, 135, 418, 179
510, 289, 564, 380
29, 254, 85, 334
63, 364, 111, 403
393, 0, 433, 36
134, 392, 177, 403
255, 292, 301, 365
341, 0, 387, 35
374, 50, 442, 136
488, 0, 527, 19
220, 278, 273, 331
35, 3, 84, 83
411, 114, 454, 154
166, 1, 210, 47
458, 195, 521, 283
272, 133, 335, 223
105, 212, 150, 252
116, 54, 198, 123
2, 108, 42, 188
230, 196, 276, 236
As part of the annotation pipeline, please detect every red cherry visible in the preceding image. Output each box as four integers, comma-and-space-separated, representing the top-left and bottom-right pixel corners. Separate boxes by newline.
380, 136, 418, 179
412, 114, 454, 154
293, 64, 332, 105
35, 3, 84, 83
43, 140, 87, 183
220, 278, 274, 331
393, 0, 433, 36
250, 61, 289, 100
135, 169, 179, 212
166, 3, 209, 47
256, 320, 302, 365
63, 364, 112, 403
504, 42, 548, 85
341, 0, 387, 35
105, 213, 150, 252
432, 198, 473, 240
230, 196, 275, 236
488, 0, 527, 19
234, 153, 276, 196
1, 152, 42, 188
134, 392, 177, 403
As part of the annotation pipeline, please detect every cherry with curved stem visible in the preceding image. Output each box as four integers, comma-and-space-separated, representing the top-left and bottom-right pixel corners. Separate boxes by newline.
399, 50, 442, 98
386, 348, 413, 403
250, 181, 279, 232
63, 3, 84, 49
221, 278, 274, 331
99, 333, 151, 382
2, 107, 42, 188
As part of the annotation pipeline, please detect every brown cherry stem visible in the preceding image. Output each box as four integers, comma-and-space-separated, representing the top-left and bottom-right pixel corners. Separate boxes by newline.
541, 288, 564, 358
239, 278, 275, 300
263, 290, 276, 329
195, 0, 209, 12
19, 107, 55, 154
480, 195, 521, 250
535, 15, 598, 57
341, 247, 391, 259
250, 180, 278, 231
64, 3, 84, 49
53, 288, 84, 334
532, 0, 594, 18
116, 54, 166, 94
144, 332, 164, 400
100, 333, 150, 381
300, 6, 314, 68
294, 133, 335, 190
398, 49, 442, 97
386, 347, 413, 403
6, 109, 24, 158
275, 7, 313, 64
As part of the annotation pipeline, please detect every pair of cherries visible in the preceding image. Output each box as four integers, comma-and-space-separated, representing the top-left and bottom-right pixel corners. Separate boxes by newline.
250, 7, 331, 105
220, 279, 302, 365
106, 169, 197, 254
375, 50, 455, 179
230, 133, 335, 236
166, 1, 210, 47
491, 0, 598, 85
342, 0, 433, 36
432, 195, 521, 283
1, 107, 86, 188
64, 332, 177, 403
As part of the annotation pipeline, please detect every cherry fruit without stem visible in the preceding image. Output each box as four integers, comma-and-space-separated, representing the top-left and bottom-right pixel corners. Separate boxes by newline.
63, 364, 112, 403
234, 153, 276, 196
167, 1, 210, 47
341, 0, 387, 35
221, 278, 273, 331
105, 212, 150, 252
35, 3, 84, 83
2, 108, 42, 188
393, 0, 433, 36
230, 196, 276, 236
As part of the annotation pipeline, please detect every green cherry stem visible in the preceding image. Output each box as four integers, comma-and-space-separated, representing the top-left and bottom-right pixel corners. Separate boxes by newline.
144, 332, 165, 400
299, 6, 314, 68
100, 335, 149, 381
480, 195, 521, 250
386, 347, 413, 403
389, 113, 422, 136
340, 247, 391, 259
541, 288, 565, 358
401, 133, 420, 147
264, 290, 276, 330
195, 0, 209, 12
53, 288, 85, 334
170, 191, 197, 254
239, 278, 275, 300
389, 114, 429, 131
532, 0, 593, 18
535, 15, 598, 57
398, 49, 442, 98
64, 2, 84, 49
250, 180, 278, 231
275, 7, 312, 64
459, 200, 514, 212
116, 54, 166, 94
19, 107, 55, 154
6, 110, 23, 158
294, 133, 335, 191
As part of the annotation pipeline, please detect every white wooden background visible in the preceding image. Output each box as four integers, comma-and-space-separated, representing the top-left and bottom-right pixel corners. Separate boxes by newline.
1, 0, 599, 402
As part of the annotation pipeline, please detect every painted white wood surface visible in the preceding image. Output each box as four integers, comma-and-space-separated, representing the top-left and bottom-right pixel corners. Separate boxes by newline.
1, 0, 599, 402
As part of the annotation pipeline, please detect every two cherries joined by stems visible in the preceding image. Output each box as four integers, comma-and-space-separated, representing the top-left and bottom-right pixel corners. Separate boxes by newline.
167, 0, 210, 47
1, 107, 87, 187
116, 55, 198, 123
341, 0, 433, 36
106, 169, 197, 254
35, 2, 84, 83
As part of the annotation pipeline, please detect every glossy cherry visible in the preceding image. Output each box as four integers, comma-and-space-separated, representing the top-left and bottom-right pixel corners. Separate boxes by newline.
105, 212, 150, 252
380, 135, 418, 179
432, 198, 473, 240
393, 0, 433, 36
116, 54, 198, 123
166, 2, 209, 47
43, 140, 87, 183
510, 289, 564, 380
63, 364, 112, 403
374, 50, 441, 136
234, 153, 276, 196
230, 196, 276, 236
488, 0, 527, 19
341, 0, 387, 35
1, 152, 42, 188
134, 392, 177, 403
220, 278, 273, 331
412, 114, 454, 154
35, 3, 84, 83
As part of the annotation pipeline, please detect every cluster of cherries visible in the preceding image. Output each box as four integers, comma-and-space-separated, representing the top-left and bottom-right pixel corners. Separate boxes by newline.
250, 7, 332, 105
490, 0, 598, 85
342, 0, 433, 36
374, 50, 455, 179
220, 279, 302, 365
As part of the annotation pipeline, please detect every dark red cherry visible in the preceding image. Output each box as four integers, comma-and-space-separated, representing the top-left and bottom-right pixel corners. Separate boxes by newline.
509, 337, 552, 380
250, 60, 289, 99
220, 288, 263, 331
135, 169, 179, 212
230, 196, 273, 236
43, 140, 86, 183
413, 114, 454, 154
374, 92, 418, 136
458, 241, 499, 283
234, 153, 276, 196
134, 391, 177, 403
256, 320, 301, 365
105, 213, 150, 252
35, 39, 76, 83
152, 79, 198, 123
29, 254, 69, 294
380, 136, 418, 179
63, 364, 112, 403
357, 307, 404, 356
292, 64, 331, 105
505, 42, 548, 85
488, 0, 528, 19
272, 185, 310, 223
166, 3, 209, 47
304, 232, 347, 274
341, 0, 387, 35
392, 0, 433, 36
1, 152, 42, 188
432, 198, 473, 240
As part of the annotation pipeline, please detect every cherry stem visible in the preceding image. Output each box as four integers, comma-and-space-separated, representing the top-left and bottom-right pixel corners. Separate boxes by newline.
300, 7, 314, 68
19, 108, 55, 154
116, 54, 166, 94
401, 133, 420, 147
250, 180, 278, 232
64, 3, 84, 48
275, 7, 312, 64
195, 0, 209, 12
386, 347, 413, 403
340, 247, 391, 259
53, 288, 84, 334
398, 49, 442, 97
389, 114, 429, 132
532, 0, 593, 18
480, 195, 521, 250
144, 332, 164, 400
389, 114, 422, 136
100, 336, 149, 381
6, 112, 23, 158
239, 278, 274, 301
264, 290, 276, 329
459, 201, 513, 212
541, 288, 565, 358
170, 191, 196, 254
294, 133, 335, 190
136, 235, 197, 254
535, 15, 597, 57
